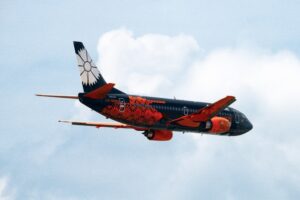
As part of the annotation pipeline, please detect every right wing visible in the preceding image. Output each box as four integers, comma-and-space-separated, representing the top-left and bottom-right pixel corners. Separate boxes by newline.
189, 95, 236, 121
59, 120, 147, 131
168, 96, 236, 127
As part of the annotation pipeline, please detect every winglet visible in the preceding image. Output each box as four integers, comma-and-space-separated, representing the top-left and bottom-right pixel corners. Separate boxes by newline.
84, 83, 115, 99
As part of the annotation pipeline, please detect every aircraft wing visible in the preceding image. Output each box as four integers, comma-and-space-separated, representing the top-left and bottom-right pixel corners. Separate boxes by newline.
59, 120, 147, 131
168, 96, 236, 127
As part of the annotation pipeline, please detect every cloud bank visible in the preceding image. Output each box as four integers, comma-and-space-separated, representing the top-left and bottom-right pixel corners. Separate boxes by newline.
94, 29, 300, 199
97, 29, 200, 95
0, 177, 15, 200
4, 29, 300, 199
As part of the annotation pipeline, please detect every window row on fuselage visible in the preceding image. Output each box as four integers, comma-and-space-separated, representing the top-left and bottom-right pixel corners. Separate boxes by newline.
130, 103, 199, 113
217, 111, 232, 117
126, 103, 232, 116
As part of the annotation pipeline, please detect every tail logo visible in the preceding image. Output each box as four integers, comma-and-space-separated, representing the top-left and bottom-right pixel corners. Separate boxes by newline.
77, 48, 101, 86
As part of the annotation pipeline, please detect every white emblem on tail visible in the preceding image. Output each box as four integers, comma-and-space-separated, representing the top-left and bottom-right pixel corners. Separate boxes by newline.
76, 48, 100, 86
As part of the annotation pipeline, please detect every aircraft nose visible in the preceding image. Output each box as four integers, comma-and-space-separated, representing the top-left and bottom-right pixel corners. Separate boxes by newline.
229, 114, 253, 136
244, 119, 253, 132
242, 119, 253, 133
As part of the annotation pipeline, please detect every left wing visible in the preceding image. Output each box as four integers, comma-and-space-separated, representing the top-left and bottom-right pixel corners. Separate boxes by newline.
168, 96, 236, 127
59, 120, 147, 131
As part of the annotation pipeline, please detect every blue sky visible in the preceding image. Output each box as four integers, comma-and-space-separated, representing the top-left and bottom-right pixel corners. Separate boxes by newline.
1, 0, 300, 199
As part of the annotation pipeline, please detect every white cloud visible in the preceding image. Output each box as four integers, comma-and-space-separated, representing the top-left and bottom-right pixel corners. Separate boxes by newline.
180, 48, 300, 113
71, 101, 95, 121
95, 29, 300, 114
0, 177, 15, 200
57, 29, 300, 199
93, 29, 300, 199
97, 29, 200, 95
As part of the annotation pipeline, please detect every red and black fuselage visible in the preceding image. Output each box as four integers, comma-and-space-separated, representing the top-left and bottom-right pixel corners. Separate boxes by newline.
37, 41, 253, 141
79, 92, 252, 136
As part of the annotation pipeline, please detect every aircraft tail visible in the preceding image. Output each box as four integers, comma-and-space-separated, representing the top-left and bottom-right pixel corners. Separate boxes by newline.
73, 41, 124, 95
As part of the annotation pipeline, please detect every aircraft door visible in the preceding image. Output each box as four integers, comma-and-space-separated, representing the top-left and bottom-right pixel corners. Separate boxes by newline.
183, 106, 189, 116
119, 98, 125, 112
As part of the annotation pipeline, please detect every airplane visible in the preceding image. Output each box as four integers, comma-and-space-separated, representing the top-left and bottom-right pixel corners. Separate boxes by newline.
36, 41, 253, 141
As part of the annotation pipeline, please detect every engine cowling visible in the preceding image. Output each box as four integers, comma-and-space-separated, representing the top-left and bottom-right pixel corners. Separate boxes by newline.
143, 130, 173, 141
208, 117, 231, 134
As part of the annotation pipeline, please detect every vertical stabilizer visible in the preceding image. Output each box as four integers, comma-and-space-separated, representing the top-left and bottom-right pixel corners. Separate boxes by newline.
73, 41, 106, 93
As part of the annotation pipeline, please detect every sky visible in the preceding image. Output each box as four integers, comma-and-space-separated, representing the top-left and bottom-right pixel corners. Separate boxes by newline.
1, 0, 300, 199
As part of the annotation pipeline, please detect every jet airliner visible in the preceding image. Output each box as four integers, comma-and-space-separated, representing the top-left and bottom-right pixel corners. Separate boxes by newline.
37, 42, 253, 141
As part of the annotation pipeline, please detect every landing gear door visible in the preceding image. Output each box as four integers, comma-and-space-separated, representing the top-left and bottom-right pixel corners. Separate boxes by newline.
119, 98, 125, 112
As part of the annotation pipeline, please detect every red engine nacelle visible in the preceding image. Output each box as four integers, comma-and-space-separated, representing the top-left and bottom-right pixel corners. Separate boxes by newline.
208, 117, 231, 134
143, 130, 173, 141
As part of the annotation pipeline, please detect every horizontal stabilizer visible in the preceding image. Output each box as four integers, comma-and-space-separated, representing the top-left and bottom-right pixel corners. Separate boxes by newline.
36, 94, 78, 99
59, 120, 147, 131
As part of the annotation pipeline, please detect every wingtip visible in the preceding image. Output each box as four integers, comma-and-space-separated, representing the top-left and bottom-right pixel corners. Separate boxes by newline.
35, 94, 44, 96
35, 93, 47, 97
58, 120, 70, 124
226, 95, 236, 101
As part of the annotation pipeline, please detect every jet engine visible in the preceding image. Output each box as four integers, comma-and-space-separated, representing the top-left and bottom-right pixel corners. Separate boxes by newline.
143, 130, 173, 141
207, 116, 231, 134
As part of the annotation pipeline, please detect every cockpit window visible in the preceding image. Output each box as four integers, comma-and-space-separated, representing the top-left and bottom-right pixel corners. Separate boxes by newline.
240, 113, 246, 122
